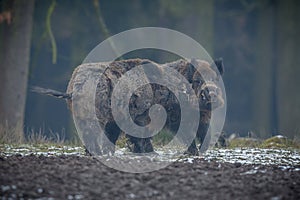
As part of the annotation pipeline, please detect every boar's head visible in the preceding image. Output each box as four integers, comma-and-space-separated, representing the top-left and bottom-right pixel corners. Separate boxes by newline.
190, 58, 224, 111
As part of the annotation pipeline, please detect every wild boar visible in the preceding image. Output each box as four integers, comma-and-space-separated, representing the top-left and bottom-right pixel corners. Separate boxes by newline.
32, 58, 224, 155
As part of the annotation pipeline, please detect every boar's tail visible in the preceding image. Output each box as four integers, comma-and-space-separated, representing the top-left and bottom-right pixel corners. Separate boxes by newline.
31, 86, 71, 99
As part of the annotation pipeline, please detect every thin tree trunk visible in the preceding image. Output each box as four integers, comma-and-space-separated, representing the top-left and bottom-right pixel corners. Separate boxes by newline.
0, 0, 35, 141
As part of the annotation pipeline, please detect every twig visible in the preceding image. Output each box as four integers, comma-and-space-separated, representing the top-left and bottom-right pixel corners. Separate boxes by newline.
93, 0, 122, 59
46, 0, 57, 64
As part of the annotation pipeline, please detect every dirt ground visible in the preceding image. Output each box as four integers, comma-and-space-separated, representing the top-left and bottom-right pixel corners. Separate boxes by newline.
0, 155, 300, 200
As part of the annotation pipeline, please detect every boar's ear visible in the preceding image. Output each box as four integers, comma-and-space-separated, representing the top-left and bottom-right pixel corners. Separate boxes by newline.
213, 58, 224, 75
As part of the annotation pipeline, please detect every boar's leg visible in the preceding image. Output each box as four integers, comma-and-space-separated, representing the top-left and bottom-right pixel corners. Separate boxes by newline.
82, 132, 102, 156
197, 121, 210, 153
185, 140, 199, 156
102, 121, 122, 155
184, 116, 210, 155
127, 136, 154, 153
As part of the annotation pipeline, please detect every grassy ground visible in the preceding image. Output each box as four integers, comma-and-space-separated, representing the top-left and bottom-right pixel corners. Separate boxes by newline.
227, 135, 300, 150
0, 123, 82, 151
1, 123, 300, 151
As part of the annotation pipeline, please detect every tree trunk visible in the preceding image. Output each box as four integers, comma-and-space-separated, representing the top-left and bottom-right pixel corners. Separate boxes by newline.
0, 0, 35, 142
276, 0, 300, 138
253, 2, 277, 138
195, 0, 215, 56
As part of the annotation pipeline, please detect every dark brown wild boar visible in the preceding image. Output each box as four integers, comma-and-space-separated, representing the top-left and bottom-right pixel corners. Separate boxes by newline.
32, 58, 224, 155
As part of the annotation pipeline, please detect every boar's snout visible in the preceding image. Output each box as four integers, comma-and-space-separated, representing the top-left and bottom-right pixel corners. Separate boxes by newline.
199, 81, 224, 110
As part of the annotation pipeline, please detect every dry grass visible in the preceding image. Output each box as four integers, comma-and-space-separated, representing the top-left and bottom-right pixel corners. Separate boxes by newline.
0, 122, 24, 144
0, 124, 82, 146
152, 129, 174, 147
227, 138, 261, 148
260, 136, 300, 149
227, 135, 300, 149
26, 128, 76, 145
1, 122, 300, 150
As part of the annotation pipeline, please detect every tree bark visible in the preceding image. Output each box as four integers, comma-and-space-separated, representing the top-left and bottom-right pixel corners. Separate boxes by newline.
0, 0, 35, 141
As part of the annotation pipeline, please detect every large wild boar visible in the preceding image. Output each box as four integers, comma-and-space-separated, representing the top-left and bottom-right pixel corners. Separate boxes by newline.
32, 58, 224, 155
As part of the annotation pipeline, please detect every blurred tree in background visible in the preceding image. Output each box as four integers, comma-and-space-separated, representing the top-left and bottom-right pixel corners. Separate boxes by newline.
275, 0, 300, 138
0, 0, 34, 141
1, 0, 299, 141
215, 0, 300, 138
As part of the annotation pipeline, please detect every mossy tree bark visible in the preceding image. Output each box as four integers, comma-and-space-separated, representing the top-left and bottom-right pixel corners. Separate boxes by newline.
0, 0, 34, 140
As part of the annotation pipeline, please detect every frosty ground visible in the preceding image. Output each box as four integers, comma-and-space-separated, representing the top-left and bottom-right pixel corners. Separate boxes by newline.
0, 146, 300, 199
